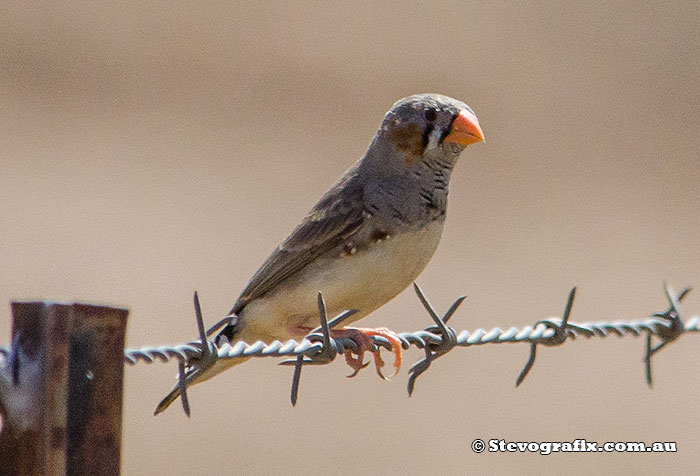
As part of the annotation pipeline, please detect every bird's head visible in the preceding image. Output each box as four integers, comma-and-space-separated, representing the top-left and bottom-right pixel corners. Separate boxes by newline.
368, 94, 484, 172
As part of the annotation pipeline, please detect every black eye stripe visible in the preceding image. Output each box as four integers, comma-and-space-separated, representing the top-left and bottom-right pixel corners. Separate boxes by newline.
421, 122, 435, 150
439, 112, 459, 143
424, 108, 437, 122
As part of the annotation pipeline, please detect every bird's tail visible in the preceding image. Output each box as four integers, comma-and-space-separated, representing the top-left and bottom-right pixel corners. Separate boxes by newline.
154, 382, 188, 416
153, 355, 249, 415
154, 317, 249, 415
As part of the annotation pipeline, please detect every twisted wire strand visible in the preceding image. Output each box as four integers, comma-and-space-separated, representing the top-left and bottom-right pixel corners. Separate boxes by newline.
0, 284, 696, 412
1, 296, 698, 366
114, 314, 698, 367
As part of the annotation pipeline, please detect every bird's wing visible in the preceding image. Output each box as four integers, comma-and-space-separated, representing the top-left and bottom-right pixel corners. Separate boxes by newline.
229, 167, 366, 315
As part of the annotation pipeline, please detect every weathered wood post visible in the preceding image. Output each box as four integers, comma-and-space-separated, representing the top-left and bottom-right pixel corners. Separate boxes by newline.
0, 302, 128, 476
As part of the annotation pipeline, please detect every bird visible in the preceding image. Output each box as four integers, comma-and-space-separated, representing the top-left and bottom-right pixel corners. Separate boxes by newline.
155, 93, 484, 414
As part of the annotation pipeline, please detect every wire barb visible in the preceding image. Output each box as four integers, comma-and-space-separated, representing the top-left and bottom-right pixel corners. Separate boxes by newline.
516, 287, 576, 386
1, 284, 697, 414
407, 283, 464, 396
282, 293, 360, 406
177, 360, 190, 417
175, 291, 220, 416
290, 293, 333, 406
644, 284, 691, 387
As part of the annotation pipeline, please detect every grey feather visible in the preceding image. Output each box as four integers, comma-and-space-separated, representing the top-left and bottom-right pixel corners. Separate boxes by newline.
229, 164, 367, 315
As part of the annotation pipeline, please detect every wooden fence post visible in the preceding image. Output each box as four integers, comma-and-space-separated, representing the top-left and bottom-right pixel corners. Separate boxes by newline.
0, 302, 128, 476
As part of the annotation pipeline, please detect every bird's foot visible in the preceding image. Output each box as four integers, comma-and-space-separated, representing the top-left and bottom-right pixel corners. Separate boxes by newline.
331, 327, 402, 380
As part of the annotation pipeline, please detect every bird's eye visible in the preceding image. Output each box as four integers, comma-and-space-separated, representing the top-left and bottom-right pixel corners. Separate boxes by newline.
424, 109, 437, 122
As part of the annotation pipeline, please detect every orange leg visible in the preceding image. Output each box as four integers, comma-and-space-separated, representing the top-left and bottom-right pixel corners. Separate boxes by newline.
331, 327, 403, 380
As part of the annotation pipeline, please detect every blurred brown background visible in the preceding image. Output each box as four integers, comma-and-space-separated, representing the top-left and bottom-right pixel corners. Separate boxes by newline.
1, 1, 699, 475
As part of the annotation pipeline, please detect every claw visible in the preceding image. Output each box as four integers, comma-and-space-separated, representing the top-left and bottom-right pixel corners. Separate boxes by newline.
344, 351, 370, 378
332, 327, 403, 379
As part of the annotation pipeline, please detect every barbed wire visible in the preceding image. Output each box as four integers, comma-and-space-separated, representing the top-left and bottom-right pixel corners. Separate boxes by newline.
0, 283, 696, 416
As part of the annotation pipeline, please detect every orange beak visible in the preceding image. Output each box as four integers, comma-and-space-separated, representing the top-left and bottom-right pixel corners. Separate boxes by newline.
443, 109, 485, 146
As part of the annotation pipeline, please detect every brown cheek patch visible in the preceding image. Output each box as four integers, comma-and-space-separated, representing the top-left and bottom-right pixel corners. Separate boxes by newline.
386, 123, 422, 165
